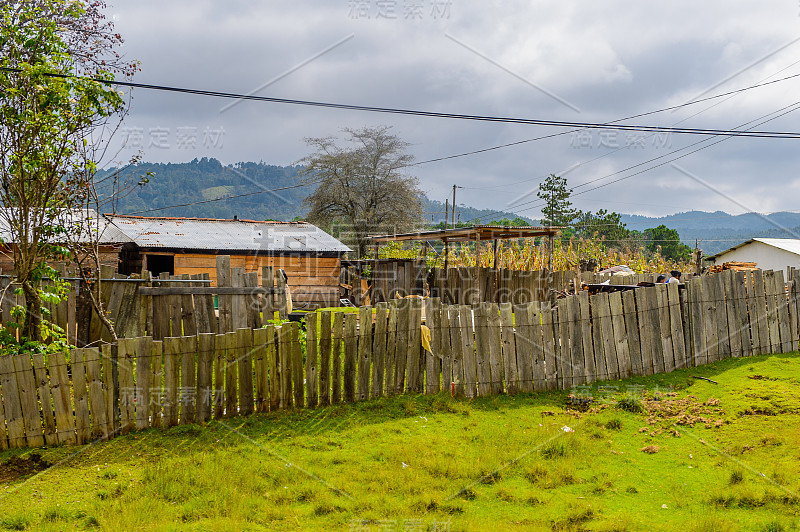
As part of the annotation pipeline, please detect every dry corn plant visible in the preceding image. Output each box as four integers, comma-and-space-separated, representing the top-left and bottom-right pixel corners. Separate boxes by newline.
417, 236, 689, 273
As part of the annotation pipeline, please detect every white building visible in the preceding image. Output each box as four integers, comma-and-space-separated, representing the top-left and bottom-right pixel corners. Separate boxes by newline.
706, 238, 800, 273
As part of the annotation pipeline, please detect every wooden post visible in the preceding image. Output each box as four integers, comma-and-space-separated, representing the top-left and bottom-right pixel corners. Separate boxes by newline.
499, 303, 517, 394
216, 256, 232, 333
83, 348, 107, 441
458, 305, 477, 398
356, 306, 372, 400
306, 312, 319, 408
253, 328, 268, 413
48, 351, 76, 445
372, 303, 388, 398
180, 335, 198, 424
291, 322, 304, 407
235, 328, 254, 416
266, 325, 280, 411
385, 303, 398, 395
343, 313, 357, 402
31, 354, 57, 446
319, 311, 332, 406
70, 349, 91, 445
197, 333, 214, 422
332, 312, 344, 404
151, 340, 163, 427
373, 242, 379, 304
163, 337, 180, 427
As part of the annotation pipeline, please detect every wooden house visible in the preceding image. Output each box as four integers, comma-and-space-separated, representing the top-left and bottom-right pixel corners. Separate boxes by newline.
706, 238, 800, 274
1, 211, 350, 309
108, 215, 350, 309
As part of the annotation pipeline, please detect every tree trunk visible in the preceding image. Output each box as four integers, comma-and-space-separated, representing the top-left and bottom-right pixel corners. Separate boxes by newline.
75, 280, 92, 347
22, 280, 43, 342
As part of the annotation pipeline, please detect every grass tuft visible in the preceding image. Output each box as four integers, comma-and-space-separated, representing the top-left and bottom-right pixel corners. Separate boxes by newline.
729, 470, 744, 485
615, 396, 644, 413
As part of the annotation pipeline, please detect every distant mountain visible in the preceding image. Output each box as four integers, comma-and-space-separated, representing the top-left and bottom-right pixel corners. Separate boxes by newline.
96, 158, 310, 221
98, 158, 540, 226
422, 197, 538, 226
620, 211, 800, 255
97, 160, 794, 255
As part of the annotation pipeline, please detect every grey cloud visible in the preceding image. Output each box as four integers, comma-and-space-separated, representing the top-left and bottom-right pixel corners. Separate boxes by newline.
105, 0, 800, 218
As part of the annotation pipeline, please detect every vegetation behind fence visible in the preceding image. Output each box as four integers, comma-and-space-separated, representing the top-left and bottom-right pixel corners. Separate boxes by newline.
0, 268, 797, 449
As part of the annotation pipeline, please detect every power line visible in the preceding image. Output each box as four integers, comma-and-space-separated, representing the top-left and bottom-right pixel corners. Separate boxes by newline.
409, 70, 800, 167
469, 100, 800, 222
497, 101, 800, 221
455, 62, 800, 192
5, 67, 800, 139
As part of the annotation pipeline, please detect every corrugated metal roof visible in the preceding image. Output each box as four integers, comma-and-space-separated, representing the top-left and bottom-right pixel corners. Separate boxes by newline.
0, 209, 132, 245
706, 238, 800, 260
108, 215, 351, 253
755, 238, 800, 255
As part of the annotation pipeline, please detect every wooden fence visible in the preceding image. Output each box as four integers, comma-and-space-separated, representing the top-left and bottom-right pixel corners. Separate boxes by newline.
348, 258, 693, 306
0, 257, 288, 346
0, 268, 797, 449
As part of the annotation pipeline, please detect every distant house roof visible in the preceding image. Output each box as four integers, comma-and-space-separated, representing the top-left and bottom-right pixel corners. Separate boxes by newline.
108, 215, 351, 253
367, 225, 563, 243
706, 238, 800, 261
0, 209, 133, 245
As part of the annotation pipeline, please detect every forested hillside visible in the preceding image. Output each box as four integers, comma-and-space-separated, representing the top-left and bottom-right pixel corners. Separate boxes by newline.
98, 158, 536, 225
620, 211, 800, 255
96, 159, 797, 256
97, 158, 311, 220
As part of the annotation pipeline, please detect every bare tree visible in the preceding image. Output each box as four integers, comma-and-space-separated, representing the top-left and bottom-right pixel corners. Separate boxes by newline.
299, 126, 423, 257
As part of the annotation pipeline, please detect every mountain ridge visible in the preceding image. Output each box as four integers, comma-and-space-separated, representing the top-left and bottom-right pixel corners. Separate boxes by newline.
97, 159, 798, 255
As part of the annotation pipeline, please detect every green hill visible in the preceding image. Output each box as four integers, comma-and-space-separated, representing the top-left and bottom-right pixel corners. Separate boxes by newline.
97, 158, 311, 220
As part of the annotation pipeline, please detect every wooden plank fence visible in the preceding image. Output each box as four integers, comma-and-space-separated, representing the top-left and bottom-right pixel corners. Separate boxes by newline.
0, 259, 288, 346
348, 258, 697, 307
0, 268, 798, 450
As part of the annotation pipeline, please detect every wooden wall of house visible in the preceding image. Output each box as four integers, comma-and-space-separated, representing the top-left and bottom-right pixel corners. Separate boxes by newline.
169, 253, 341, 309
0, 246, 121, 273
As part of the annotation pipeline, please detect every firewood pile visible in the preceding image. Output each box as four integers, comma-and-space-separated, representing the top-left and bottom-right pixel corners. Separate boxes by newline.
707, 261, 758, 273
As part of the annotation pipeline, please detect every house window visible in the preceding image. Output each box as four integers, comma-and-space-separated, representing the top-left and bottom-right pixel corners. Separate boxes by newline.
146, 254, 174, 277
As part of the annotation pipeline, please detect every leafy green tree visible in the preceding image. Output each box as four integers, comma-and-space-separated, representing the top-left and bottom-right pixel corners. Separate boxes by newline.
489, 217, 531, 227
0, 0, 132, 342
537, 174, 578, 227
574, 209, 635, 244
644, 225, 691, 262
430, 220, 470, 230
300, 126, 423, 257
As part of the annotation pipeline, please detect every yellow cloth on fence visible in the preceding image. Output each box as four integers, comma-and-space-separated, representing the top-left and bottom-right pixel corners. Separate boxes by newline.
421, 325, 432, 353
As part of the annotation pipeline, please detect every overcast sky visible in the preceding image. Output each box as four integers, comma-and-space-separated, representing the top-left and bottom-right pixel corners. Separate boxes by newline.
107, 1, 800, 220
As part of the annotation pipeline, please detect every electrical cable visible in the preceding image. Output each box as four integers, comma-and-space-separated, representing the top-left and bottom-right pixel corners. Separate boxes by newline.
470, 100, 800, 223
3, 66, 800, 139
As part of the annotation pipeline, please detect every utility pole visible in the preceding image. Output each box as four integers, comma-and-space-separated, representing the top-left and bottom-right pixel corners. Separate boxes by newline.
444, 198, 449, 270
451, 184, 457, 229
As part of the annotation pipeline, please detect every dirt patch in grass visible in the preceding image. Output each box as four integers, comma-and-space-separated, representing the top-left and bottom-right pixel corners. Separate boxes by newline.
0, 453, 52, 484
642, 394, 727, 428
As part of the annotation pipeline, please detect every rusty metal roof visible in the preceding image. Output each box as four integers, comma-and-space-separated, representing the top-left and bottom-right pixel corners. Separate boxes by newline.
108, 215, 351, 253
367, 225, 563, 243
0, 209, 132, 245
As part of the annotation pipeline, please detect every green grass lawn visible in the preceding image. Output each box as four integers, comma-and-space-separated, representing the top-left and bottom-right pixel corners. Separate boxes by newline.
2, 354, 800, 531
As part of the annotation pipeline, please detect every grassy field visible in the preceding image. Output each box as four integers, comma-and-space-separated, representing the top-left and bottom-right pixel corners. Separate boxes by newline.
1, 353, 799, 531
